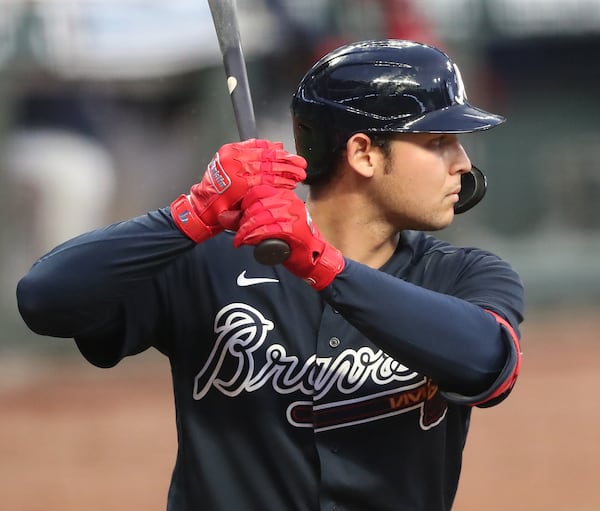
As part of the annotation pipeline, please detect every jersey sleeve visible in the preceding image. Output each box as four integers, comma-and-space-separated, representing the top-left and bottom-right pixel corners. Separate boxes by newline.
441, 309, 521, 408
319, 244, 524, 408
435, 248, 524, 407
16, 207, 196, 368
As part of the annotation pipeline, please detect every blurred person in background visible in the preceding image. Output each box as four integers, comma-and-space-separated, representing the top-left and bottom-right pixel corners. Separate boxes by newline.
3, 86, 116, 257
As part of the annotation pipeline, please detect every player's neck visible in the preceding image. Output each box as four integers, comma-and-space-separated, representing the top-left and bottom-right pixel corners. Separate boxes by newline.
306, 190, 399, 269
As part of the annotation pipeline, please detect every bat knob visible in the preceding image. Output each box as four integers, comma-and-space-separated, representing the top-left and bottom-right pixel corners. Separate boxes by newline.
254, 239, 290, 266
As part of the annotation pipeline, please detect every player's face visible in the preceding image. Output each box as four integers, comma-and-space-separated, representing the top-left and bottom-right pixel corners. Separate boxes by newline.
370, 133, 472, 231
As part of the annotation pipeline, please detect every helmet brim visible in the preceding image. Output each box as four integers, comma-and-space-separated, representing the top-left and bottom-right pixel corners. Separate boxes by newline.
388, 102, 506, 134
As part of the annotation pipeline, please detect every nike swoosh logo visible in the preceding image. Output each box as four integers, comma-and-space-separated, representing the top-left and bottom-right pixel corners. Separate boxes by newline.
236, 270, 279, 287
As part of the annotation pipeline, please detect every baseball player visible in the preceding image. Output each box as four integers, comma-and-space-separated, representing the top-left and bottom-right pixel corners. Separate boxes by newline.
17, 40, 524, 511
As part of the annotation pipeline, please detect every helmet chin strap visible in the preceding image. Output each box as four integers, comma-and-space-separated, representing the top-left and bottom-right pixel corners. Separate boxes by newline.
454, 166, 487, 214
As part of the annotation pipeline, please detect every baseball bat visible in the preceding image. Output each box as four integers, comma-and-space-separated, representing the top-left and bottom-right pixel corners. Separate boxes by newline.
207, 0, 291, 266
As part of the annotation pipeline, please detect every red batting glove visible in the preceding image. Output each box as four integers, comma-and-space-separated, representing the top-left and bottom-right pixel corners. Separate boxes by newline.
233, 186, 345, 290
170, 139, 306, 243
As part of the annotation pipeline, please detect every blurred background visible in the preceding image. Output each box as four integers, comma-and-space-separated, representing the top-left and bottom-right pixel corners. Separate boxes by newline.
0, 1, 598, 510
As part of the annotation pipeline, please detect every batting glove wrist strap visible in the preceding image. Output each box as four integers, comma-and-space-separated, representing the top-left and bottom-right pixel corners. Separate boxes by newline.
170, 194, 215, 243
300, 242, 345, 290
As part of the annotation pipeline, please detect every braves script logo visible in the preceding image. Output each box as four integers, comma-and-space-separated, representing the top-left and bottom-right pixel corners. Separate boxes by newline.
193, 303, 447, 431
207, 152, 231, 193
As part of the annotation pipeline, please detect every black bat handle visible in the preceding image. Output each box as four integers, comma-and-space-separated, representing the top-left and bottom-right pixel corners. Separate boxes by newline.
221, 45, 257, 140
253, 239, 291, 266
222, 48, 290, 265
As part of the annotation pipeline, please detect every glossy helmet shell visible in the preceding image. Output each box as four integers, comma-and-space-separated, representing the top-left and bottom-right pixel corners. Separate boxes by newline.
291, 39, 505, 213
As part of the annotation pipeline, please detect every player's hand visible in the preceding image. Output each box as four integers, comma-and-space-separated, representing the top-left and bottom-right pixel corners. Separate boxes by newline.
233, 185, 344, 290
170, 139, 306, 243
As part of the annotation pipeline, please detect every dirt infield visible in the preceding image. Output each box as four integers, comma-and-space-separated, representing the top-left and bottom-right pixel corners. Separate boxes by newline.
1, 309, 599, 511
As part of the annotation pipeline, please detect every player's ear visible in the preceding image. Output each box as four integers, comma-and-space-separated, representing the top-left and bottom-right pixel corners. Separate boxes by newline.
344, 133, 382, 179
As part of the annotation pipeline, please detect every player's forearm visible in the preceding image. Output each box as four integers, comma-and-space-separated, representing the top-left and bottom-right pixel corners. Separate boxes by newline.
16, 207, 194, 338
320, 259, 519, 397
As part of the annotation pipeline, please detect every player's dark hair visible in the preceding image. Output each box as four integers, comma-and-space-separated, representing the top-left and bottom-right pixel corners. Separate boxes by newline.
306, 133, 393, 190
369, 134, 392, 159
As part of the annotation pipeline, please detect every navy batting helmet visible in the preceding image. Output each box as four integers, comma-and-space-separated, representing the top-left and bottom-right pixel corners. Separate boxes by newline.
291, 39, 505, 213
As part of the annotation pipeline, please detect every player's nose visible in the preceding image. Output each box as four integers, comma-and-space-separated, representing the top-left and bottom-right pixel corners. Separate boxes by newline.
451, 142, 472, 175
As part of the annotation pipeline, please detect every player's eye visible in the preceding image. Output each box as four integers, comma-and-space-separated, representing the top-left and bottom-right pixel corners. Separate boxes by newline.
428, 135, 446, 148
428, 135, 457, 149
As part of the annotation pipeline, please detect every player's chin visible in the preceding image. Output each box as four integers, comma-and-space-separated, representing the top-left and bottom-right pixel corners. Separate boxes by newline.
421, 208, 456, 232
407, 211, 454, 232
438, 198, 459, 226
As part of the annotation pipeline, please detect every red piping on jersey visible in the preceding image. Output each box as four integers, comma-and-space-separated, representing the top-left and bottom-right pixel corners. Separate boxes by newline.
471, 310, 522, 407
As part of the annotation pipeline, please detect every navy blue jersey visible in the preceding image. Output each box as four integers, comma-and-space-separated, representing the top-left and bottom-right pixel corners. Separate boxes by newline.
17, 208, 524, 511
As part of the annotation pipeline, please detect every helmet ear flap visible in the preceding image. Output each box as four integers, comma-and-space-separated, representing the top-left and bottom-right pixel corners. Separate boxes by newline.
455, 166, 487, 214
